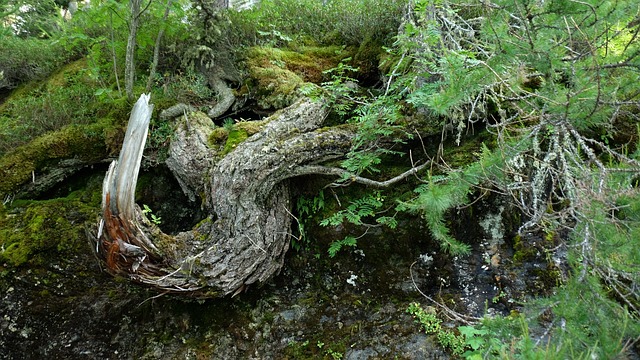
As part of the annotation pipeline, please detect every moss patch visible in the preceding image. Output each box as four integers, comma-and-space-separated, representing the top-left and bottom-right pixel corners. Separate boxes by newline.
208, 119, 269, 156
0, 189, 100, 267
223, 128, 249, 154
46, 59, 91, 88
0, 118, 117, 195
0, 58, 131, 157
245, 46, 349, 109
351, 37, 384, 85
208, 127, 229, 148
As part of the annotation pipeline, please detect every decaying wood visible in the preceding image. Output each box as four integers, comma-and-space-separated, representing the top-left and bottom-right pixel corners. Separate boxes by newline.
96, 94, 426, 297
98, 94, 165, 279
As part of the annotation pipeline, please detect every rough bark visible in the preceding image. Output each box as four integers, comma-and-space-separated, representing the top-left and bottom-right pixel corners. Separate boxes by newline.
165, 111, 214, 202
96, 92, 434, 297
159, 103, 197, 121
206, 69, 236, 119
97, 95, 358, 296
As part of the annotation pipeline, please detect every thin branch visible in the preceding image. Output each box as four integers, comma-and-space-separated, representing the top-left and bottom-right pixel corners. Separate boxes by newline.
291, 161, 431, 188
410, 261, 480, 324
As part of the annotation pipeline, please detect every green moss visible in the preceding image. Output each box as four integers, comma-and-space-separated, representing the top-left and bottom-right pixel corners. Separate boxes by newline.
223, 128, 249, 154
245, 46, 349, 109
530, 266, 562, 291
0, 57, 131, 159
208, 127, 229, 148
351, 37, 384, 84
0, 119, 115, 195
0, 59, 91, 114
0, 196, 99, 267
207, 119, 268, 156
512, 234, 537, 265
235, 119, 268, 136
46, 59, 91, 88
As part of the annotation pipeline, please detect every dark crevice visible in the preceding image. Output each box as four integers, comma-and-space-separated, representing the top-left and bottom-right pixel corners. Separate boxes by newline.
135, 165, 206, 234
34, 164, 110, 201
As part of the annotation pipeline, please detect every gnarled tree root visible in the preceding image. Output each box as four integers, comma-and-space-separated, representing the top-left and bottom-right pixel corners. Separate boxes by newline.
94, 94, 428, 297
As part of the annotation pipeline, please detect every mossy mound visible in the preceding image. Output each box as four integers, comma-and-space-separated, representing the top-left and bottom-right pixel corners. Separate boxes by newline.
208, 119, 269, 156
245, 46, 348, 109
0, 185, 100, 268
0, 119, 119, 196
0, 58, 131, 157
351, 37, 385, 86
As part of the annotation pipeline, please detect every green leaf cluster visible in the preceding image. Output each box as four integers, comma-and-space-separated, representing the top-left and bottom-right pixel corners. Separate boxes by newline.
293, 190, 326, 252
319, 191, 395, 257
320, 191, 384, 227
407, 303, 502, 358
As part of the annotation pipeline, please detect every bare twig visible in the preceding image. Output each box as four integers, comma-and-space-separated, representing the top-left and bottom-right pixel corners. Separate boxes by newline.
410, 261, 480, 324
291, 161, 431, 188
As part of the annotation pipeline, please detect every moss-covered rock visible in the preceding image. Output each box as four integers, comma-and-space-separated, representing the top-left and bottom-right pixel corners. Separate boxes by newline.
0, 118, 119, 196
244, 46, 348, 109
351, 37, 384, 86
0, 187, 100, 268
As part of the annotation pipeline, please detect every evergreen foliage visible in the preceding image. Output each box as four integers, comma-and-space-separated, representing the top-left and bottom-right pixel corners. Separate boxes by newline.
387, 0, 640, 357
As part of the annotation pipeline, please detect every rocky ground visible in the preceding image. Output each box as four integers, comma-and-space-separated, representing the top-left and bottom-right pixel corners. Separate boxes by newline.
0, 167, 559, 359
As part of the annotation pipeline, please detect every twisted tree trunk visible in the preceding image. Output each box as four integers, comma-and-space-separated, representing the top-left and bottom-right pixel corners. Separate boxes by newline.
97, 95, 359, 296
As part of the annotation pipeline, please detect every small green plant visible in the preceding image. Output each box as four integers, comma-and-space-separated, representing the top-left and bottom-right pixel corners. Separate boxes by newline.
314, 340, 343, 359
326, 236, 357, 258
222, 118, 235, 132
321, 58, 361, 118
293, 191, 325, 252
142, 204, 162, 225
457, 326, 490, 359
320, 191, 384, 227
436, 330, 466, 356
257, 25, 292, 46
407, 302, 442, 333
491, 291, 506, 304
325, 348, 343, 360
320, 191, 396, 257
407, 302, 501, 359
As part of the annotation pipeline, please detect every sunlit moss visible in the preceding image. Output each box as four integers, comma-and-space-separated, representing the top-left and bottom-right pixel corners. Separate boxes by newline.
244, 46, 348, 109
223, 128, 249, 154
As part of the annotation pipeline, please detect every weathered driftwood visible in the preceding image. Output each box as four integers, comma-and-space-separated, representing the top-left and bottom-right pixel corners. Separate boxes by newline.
98, 94, 164, 279
96, 94, 427, 297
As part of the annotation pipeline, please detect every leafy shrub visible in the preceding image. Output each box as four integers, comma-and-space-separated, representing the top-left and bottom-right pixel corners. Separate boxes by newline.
0, 37, 68, 91
254, 0, 405, 46
397, 0, 640, 356
2, 0, 63, 38
162, 71, 214, 105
